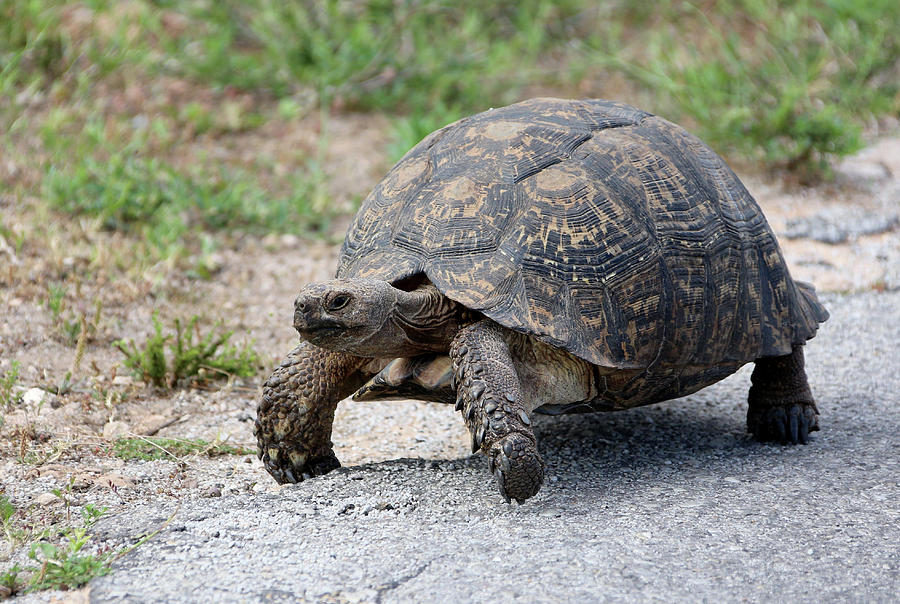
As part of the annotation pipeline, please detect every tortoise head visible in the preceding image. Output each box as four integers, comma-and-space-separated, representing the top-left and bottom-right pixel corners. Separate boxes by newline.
293, 278, 400, 356
293, 277, 464, 357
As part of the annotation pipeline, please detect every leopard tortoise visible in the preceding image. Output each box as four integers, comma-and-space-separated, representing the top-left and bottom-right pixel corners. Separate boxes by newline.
255, 98, 828, 503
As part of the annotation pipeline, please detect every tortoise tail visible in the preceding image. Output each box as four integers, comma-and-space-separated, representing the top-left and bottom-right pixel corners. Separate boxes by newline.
792, 280, 829, 343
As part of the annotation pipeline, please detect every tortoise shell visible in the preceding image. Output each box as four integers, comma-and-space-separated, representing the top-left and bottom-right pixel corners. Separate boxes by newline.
337, 98, 828, 370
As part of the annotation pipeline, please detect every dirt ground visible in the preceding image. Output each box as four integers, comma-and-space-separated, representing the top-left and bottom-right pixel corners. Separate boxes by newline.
1, 115, 899, 595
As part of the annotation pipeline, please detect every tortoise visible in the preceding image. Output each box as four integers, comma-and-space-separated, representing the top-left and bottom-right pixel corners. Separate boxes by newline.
255, 98, 828, 503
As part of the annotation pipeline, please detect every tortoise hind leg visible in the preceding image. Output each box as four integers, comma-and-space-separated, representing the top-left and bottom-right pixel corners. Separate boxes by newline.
747, 345, 820, 444
450, 320, 544, 503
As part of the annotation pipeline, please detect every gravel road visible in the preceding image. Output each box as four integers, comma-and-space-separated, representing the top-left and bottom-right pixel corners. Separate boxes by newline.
36, 289, 891, 603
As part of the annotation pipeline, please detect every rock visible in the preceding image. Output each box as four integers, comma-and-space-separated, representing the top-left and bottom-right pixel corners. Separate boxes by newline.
23, 387, 51, 406
94, 473, 133, 489
133, 414, 169, 435
784, 207, 899, 244
102, 420, 131, 438
836, 159, 891, 184
112, 375, 134, 386
34, 492, 62, 506
71, 472, 95, 492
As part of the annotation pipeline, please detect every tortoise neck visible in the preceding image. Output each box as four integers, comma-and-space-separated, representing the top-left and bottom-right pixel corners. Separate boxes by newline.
393, 284, 466, 352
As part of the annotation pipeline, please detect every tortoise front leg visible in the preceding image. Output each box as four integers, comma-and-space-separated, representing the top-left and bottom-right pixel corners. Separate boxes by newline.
450, 320, 544, 503
255, 342, 367, 483
747, 345, 820, 444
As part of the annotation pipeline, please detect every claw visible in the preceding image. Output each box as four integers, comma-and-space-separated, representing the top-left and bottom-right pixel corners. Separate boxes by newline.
494, 468, 511, 504
773, 408, 787, 442
497, 450, 510, 473
471, 424, 485, 453
798, 414, 810, 445
748, 402, 819, 444
788, 406, 800, 443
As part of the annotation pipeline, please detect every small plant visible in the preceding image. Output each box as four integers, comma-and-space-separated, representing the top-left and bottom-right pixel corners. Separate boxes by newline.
578, 0, 899, 174
1, 564, 20, 598
42, 286, 101, 346
24, 529, 110, 593
80, 505, 107, 528
387, 103, 464, 162
45, 284, 66, 324
44, 150, 335, 257
0, 494, 16, 543
115, 312, 259, 388
0, 361, 22, 410
112, 436, 254, 461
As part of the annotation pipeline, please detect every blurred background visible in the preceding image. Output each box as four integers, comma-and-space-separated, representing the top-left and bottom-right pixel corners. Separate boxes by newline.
2, 0, 898, 264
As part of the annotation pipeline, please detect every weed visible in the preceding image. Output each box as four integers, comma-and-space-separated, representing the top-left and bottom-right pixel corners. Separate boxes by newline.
387, 103, 465, 162
0, 497, 165, 597
25, 528, 110, 592
578, 0, 899, 172
44, 148, 335, 257
0, 493, 33, 554
0, 361, 22, 410
115, 313, 168, 388
1, 564, 20, 598
45, 284, 65, 323
0, 1, 68, 101
115, 312, 259, 388
80, 504, 107, 528
0, 494, 16, 541
158, 0, 584, 113
0, 221, 26, 255
112, 436, 254, 461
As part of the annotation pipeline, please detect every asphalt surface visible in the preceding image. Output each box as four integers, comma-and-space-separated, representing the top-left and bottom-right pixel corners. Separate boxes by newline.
73, 290, 899, 602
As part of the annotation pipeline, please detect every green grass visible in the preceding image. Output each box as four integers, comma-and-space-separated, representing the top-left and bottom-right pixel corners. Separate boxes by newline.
0, 495, 112, 596
4, 0, 900, 245
0, 362, 22, 411
578, 0, 899, 172
23, 529, 110, 593
155, 0, 583, 113
115, 312, 260, 388
43, 147, 334, 256
112, 437, 254, 461
387, 103, 466, 162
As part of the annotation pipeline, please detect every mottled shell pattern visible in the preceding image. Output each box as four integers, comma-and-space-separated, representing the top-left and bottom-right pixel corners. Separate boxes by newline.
337, 98, 828, 371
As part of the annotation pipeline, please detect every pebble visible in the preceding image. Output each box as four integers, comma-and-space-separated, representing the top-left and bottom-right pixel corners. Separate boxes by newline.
22, 387, 51, 406
34, 492, 61, 506
103, 420, 131, 438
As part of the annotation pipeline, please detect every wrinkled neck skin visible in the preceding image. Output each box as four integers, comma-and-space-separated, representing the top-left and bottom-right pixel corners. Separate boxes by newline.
391, 284, 466, 353
334, 284, 466, 358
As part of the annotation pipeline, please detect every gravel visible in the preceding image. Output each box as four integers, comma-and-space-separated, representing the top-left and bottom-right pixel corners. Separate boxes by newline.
784, 207, 899, 244
14, 290, 895, 603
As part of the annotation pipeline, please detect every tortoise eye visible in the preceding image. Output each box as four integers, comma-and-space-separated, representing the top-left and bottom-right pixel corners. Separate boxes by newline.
327, 294, 351, 311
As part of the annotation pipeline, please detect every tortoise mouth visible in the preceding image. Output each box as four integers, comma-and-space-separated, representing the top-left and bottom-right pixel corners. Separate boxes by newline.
294, 316, 348, 341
